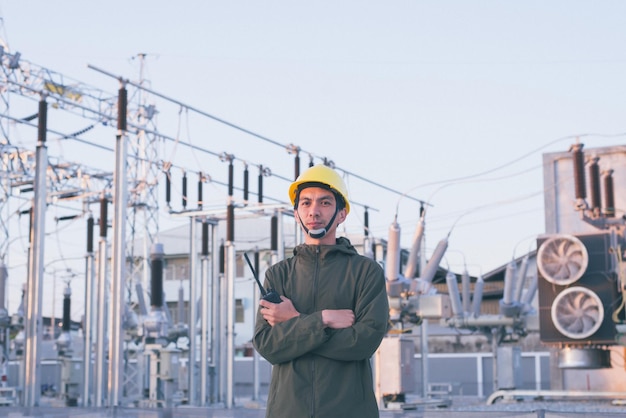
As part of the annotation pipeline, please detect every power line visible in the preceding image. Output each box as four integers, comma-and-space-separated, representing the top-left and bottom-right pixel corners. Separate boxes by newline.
87, 64, 428, 206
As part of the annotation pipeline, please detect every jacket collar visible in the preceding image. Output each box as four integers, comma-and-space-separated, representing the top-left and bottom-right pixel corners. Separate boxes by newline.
293, 236, 357, 258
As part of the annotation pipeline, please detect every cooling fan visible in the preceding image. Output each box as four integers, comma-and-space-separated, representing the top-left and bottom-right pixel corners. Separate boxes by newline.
550, 286, 604, 340
537, 232, 616, 346
537, 234, 588, 286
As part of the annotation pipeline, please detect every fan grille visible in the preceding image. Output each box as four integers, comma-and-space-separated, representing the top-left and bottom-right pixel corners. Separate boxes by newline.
537, 235, 588, 285
551, 286, 604, 340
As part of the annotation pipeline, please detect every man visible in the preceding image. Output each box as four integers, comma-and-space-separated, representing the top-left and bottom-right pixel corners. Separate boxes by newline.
253, 164, 390, 418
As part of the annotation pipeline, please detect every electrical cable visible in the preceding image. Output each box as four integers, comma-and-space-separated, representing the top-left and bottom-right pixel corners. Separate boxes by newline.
394, 132, 626, 219
87, 64, 428, 205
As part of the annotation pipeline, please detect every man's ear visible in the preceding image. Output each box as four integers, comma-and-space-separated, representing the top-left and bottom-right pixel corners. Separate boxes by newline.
336, 208, 347, 225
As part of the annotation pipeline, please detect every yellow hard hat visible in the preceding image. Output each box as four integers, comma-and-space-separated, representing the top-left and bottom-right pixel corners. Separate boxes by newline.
289, 164, 350, 214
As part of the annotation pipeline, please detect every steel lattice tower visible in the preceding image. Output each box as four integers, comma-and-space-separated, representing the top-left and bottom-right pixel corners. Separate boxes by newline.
0, 37, 161, 406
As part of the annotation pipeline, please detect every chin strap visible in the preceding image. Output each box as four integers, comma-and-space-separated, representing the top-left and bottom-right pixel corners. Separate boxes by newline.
299, 208, 339, 239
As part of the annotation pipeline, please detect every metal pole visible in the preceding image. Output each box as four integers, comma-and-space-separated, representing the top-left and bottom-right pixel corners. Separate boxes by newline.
23, 98, 48, 407
0, 263, 7, 386
252, 279, 260, 400
200, 220, 213, 406
476, 355, 484, 398
211, 228, 220, 404
418, 227, 429, 400
82, 214, 96, 406
108, 84, 128, 406
492, 330, 498, 392
200, 257, 209, 405
420, 320, 429, 398
218, 243, 227, 404
225, 241, 235, 408
188, 216, 198, 405
252, 248, 262, 401
95, 199, 108, 407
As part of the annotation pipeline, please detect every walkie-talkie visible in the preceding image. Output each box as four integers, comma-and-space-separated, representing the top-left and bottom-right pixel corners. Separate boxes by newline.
244, 252, 282, 304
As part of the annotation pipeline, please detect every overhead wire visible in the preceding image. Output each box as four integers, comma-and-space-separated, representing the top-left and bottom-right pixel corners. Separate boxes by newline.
394, 132, 626, 254
5, 63, 426, 214
87, 64, 426, 206
7, 60, 626, 254
3, 74, 294, 187
428, 163, 541, 202
0, 109, 289, 208
423, 162, 578, 238
394, 132, 626, 219
5, 93, 623, 244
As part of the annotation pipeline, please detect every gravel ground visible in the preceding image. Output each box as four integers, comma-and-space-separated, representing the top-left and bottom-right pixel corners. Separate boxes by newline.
383, 396, 626, 418
1, 395, 625, 417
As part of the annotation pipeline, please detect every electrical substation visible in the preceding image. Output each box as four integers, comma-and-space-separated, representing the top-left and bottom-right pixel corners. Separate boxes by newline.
0, 29, 625, 418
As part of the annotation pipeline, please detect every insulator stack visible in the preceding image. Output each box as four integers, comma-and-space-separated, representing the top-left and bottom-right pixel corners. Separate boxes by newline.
219, 242, 225, 274
472, 275, 484, 317
294, 154, 300, 179
603, 169, 615, 217
182, 171, 187, 209
499, 260, 521, 317
198, 172, 203, 209
38, 99, 47, 143
364, 208, 369, 237
571, 143, 586, 200
404, 217, 425, 280
385, 220, 401, 281
117, 85, 127, 132
201, 221, 209, 256
0, 263, 7, 311
461, 270, 471, 314
62, 286, 71, 332
522, 274, 538, 306
588, 156, 601, 215
177, 286, 184, 323
227, 204, 234, 242
56, 215, 80, 222
446, 271, 463, 318
243, 166, 249, 204
514, 255, 529, 303
228, 161, 234, 197
420, 238, 448, 283
87, 215, 94, 253
150, 243, 164, 308
164, 171, 172, 208
271, 215, 278, 252
165, 171, 171, 207
258, 167, 264, 203
502, 260, 516, 305
99, 196, 107, 238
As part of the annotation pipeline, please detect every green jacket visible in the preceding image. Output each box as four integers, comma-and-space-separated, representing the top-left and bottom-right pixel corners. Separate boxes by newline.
253, 237, 390, 418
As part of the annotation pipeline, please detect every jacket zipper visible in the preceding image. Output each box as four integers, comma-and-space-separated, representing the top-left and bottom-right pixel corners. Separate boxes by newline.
310, 246, 321, 417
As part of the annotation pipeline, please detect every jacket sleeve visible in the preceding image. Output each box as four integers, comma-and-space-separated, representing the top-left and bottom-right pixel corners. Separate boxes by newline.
253, 310, 332, 365
311, 262, 389, 361
252, 269, 332, 365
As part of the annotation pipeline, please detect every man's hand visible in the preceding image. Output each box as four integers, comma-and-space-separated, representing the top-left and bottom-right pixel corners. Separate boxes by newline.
259, 296, 299, 326
322, 309, 355, 329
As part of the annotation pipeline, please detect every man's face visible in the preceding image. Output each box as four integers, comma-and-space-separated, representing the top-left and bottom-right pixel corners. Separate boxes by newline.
294, 186, 346, 243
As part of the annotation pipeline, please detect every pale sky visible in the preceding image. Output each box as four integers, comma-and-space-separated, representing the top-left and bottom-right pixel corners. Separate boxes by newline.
1, 1, 626, 318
